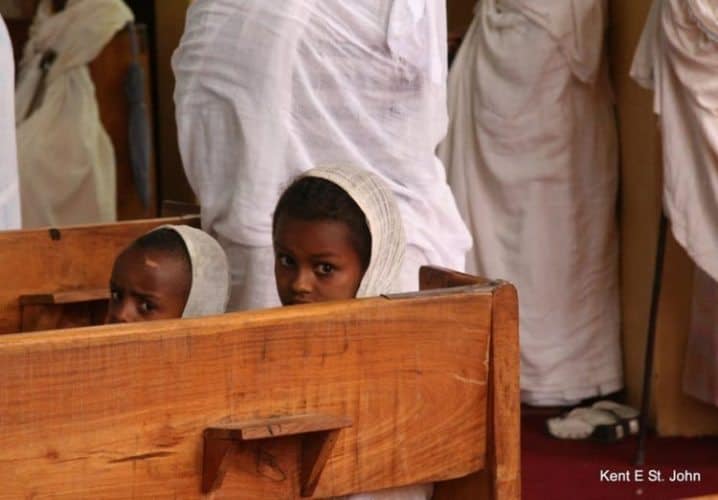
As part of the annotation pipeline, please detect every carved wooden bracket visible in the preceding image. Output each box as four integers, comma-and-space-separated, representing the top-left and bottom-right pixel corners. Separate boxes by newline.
202, 414, 352, 496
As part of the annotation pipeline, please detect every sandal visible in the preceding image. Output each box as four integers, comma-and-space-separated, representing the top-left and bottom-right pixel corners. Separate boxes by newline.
546, 407, 626, 442
592, 400, 640, 435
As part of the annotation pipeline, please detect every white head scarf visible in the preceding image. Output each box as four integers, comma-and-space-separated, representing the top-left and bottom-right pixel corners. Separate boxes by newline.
299, 165, 407, 298
154, 225, 230, 318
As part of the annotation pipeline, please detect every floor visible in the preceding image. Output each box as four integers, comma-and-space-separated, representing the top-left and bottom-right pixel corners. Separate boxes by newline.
522, 407, 718, 500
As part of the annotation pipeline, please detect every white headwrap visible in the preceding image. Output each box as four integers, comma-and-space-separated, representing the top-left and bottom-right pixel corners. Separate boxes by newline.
154, 225, 230, 318
299, 165, 407, 298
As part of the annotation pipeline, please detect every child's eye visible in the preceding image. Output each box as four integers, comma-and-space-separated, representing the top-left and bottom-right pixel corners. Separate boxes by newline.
315, 263, 334, 276
139, 301, 156, 313
277, 254, 295, 268
110, 289, 121, 302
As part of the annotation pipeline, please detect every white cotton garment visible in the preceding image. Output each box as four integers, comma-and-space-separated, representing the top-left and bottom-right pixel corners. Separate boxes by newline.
0, 14, 21, 230
156, 225, 230, 319
439, 0, 622, 405
631, 0, 718, 408
15, 0, 132, 228
173, 0, 472, 311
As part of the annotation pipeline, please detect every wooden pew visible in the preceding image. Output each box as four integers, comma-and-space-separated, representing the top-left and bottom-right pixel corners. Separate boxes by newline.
0, 215, 199, 335
0, 269, 520, 499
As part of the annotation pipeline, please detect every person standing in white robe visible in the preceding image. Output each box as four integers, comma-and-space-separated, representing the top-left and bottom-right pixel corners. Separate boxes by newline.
631, 0, 718, 407
0, 14, 21, 230
173, 0, 472, 311
15, 0, 132, 228
439, 0, 622, 405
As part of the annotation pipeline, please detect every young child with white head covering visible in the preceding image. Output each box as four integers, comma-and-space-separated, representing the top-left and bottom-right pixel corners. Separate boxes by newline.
273, 165, 407, 304
106, 225, 230, 323
273, 165, 432, 500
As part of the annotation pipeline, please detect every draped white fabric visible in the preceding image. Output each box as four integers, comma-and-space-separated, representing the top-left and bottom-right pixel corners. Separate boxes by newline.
632, 0, 718, 407
173, 0, 472, 311
439, 0, 622, 405
631, 0, 718, 284
163, 225, 231, 319
0, 15, 20, 230
303, 165, 407, 298
15, 0, 132, 228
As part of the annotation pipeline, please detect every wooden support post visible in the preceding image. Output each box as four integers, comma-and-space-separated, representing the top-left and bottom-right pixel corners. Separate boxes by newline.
202, 414, 352, 495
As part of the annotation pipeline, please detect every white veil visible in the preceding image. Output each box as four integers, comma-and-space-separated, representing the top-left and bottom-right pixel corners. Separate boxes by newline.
300, 165, 407, 298
156, 225, 230, 318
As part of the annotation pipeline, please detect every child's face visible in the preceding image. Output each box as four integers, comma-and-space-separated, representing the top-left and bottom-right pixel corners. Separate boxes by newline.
106, 247, 191, 324
274, 216, 366, 305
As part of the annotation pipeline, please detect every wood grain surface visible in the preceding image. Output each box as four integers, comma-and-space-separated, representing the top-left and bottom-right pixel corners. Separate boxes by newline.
0, 289, 494, 498
0, 216, 199, 334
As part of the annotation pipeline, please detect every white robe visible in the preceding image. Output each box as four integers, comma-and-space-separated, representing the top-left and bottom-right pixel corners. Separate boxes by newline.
15, 0, 132, 228
439, 0, 622, 405
631, 0, 718, 407
173, 0, 472, 311
0, 14, 21, 230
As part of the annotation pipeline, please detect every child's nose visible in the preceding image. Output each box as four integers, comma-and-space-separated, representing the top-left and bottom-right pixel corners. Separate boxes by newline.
108, 300, 137, 324
291, 268, 314, 294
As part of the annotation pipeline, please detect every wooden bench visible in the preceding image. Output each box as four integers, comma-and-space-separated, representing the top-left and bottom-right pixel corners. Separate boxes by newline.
0, 215, 199, 335
0, 268, 520, 499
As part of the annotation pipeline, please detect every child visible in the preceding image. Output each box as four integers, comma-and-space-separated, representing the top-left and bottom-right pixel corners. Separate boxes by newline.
273, 165, 406, 305
273, 165, 432, 500
106, 225, 230, 323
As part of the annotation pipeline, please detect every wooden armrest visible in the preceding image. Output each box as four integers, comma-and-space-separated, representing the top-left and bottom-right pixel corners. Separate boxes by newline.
19, 288, 110, 306
203, 414, 352, 496
419, 266, 494, 291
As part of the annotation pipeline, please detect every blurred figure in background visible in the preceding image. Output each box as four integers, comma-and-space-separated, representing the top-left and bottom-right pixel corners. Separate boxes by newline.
15, 0, 132, 228
0, 12, 20, 230
440, 0, 622, 406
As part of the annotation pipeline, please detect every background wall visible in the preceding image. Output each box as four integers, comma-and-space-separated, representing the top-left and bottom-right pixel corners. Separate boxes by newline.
153, 0, 194, 207
447, 0, 475, 34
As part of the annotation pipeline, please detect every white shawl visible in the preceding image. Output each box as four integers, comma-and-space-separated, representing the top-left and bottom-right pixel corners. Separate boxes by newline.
0, 14, 20, 230
300, 165, 406, 298
15, 0, 132, 228
154, 225, 230, 319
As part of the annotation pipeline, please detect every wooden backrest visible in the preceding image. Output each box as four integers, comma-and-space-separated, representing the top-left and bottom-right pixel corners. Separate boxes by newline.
0, 215, 200, 334
0, 272, 520, 499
